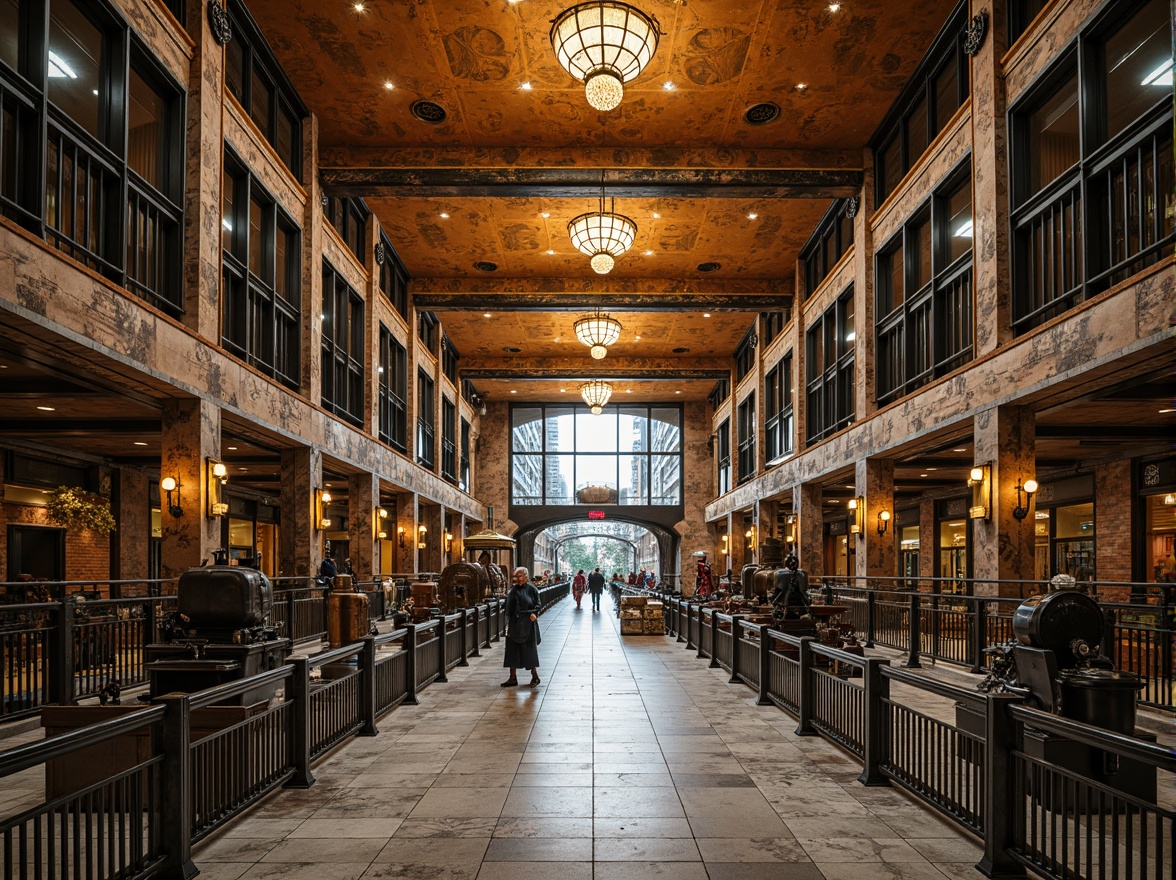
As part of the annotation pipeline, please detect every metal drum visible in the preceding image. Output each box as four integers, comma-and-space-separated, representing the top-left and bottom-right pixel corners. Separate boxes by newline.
328, 591, 370, 647
439, 561, 485, 612
177, 565, 273, 631
1057, 668, 1144, 734
1011, 589, 1103, 668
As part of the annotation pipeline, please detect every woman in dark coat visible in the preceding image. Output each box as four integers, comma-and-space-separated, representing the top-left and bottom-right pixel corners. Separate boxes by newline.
503, 566, 541, 687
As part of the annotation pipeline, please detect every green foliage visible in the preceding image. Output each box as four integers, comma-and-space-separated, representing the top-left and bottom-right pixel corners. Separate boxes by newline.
45, 486, 117, 533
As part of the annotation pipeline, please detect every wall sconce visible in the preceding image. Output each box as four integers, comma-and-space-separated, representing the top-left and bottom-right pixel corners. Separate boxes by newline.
418, 524, 427, 549
207, 459, 228, 516
848, 497, 864, 535
397, 525, 406, 549
720, 534, 729, 555
376, 506, 388, 539
877, 509, 891, 536
444, 532, 453, 552
745, 526, 756, 550
968, 463, 991, 521
1012, 478, 1038, 521
316, 489, 332, 530
785, 514, 796, 544
160, 476, 183, 517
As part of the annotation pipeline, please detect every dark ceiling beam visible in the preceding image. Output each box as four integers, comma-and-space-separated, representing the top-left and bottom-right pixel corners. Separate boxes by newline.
1035, 425, 1172, 440
320, 167, 862, 200
414, 292, 790, 312
463, 366, 729, 381
1, 419, 160, 434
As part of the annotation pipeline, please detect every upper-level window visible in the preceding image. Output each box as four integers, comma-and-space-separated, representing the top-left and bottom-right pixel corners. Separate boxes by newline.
378, 233, 409, 318
510, 405, 682, 506
1009, 0, 1050, 46
417, 369, 436, 471
321, 261, 364, 426
708, 378, 730, 410
460, 417, 471, 492
873, 1, 969, 204
441, 336, 459, 385
224, 0, 305, 178
325, 196, 368, 264
715, 418, 731, 497
378, 325, 407, 453
801, 199, 855, 295
764, 353, 794, 465
736, 393, 756, 484
734, 325, 757, 382
875, 163, 973, 405
762, 311, 787, 347
1009, 0, 1173, 336
806, 287, 856, 443
441, 396, 457, 483
222, 150, 301, 390
1, 0, 185, 314
418, 310, 440, 354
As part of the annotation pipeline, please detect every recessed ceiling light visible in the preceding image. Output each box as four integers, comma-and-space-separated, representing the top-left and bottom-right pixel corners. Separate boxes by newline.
238, 467, 248, 471
439, 212, 449, 219
133, 441, 148, 446
546, 249, 555, 255
920, 473, 928, 477
747, 212, 758, 219
953, 447, 967, 452
635, 335, 641, 341
703, 313, 711, 318
828, 2, 841, 11
626, 389, 631, 393
520, 82, 532, 91
663, 81, 675, 90
383, 81, 394, 90
1160, 408, 1176, 414
37, 405, 55, 411
796, 83, 807, 91
652, 212, 661, 219
484, 313, 492, 318
227, 446, 238, 451
560, 388, 566, 392
927, 467, 938, 471
644, 250, 653, 255
540, 212, 550, 218
830, 499, 840, 503
353, 2, 364, 11
675, 390, 680, 394
510, 390, 517, 394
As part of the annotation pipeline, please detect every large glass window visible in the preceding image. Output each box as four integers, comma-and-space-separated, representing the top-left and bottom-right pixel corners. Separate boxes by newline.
716, 418, 731, 498
223, 0, 305, 177
764, 353, 793, 465
801, 199, 855, 295
873, 1, 969, 203
1010, 0, 1173, 335
736, 393, 756, 483
321, 262, 364, 425
441, 396, 457, 483
378, 325, 407, 452
417, 370, 435, 470
875, 164, 974, 405
441, 336, 459, 385
222, 151, 300, 390
510, 405, 682, 507
805, 287, 856, 443
460, 417, 471, 492
734, 326, 757, 381
325, 196, 368, 263
378, 233, 409, 318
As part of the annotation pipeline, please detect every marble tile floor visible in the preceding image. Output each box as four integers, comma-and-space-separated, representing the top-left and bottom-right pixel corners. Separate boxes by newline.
191, 599, 991, 880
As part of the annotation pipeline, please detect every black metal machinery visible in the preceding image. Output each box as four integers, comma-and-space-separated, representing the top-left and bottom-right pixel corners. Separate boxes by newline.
145, 565, 291, 705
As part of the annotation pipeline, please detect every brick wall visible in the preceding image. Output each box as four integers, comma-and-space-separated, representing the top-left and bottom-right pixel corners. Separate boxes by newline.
1, 501, 112, 586
1094, 460, 1133, 600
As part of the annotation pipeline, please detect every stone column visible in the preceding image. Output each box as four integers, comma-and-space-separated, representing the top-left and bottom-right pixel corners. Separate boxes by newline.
856, 457, 895, 582
973, 405, 1035, 595
302, 114, 324, 407
970, 0, 1012, 355
160, 399, 221, 577
794, 482, 824, 579
113, 468, 151, 581
181, 0, 224, 339
349, 472, 379, 581
791, 257, 808, 453
420, 504, 443, 574
280, 446, 320, 578
394, 491, 416, 574
919, 497, 936, 585
853, 149, 877, 420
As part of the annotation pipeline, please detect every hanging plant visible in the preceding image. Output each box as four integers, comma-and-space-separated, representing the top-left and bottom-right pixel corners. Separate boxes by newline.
45, 486, 117, 533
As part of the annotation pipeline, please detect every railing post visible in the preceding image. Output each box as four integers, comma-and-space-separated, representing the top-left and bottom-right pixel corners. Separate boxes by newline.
930, 593, 941, 660
676, 601, 686, 643
359, 636, 378, 736
708, 611, 720, 667
50, 599, 75, 706
756, 624, 771, 706
435, 619, 448, 683
287, 658, 315, 788
458, 609, 470, 666
794, 636, 817, 737
404, 624, 419, 705
905, 591, 922, 668
970, 596, 987, 674
146, 599, 159, 646
728, 616, 743, 683
857, 658, 890, 786
865, 590, 876, 648
468, 607, 480, 658
287, 590, 297, 640
482, 602, 493, 649
977, 693, 1026, 878
491, 599, 502, 642
157, 693, 197, 880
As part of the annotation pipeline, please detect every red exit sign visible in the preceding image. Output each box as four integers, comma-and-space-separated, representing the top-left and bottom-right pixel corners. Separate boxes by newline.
587, 510, 606, 520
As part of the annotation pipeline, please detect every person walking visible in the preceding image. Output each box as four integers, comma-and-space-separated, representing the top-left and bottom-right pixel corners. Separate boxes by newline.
502, 566, 541, 687
572, 569, 587, 609
587, 567, 606, 612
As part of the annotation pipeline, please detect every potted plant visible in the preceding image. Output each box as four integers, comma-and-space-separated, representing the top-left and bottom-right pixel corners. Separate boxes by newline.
45, 486, 117, 533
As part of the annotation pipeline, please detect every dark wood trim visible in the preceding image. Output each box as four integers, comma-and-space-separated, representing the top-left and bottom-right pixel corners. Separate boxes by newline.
412, 293, 792, 312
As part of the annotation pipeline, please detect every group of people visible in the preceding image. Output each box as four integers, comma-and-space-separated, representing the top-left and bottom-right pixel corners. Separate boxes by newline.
571, 567, 606, 611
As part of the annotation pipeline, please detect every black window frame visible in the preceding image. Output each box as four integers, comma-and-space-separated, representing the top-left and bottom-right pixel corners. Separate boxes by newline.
223, 0, 306, 179
441, 395, 457, 483
733, 325, 757, 382
1009, 0, 1050, 46
1008, 0, 1174, 336
378, 324, 407, 453
805, 286, 856, 443
764, 353, 794, 465
800, 199, 857, 296
715, 418, 731, 497
417, 369, 436, 471
321, 260, 365, 426
324, 195, 368, 264
708, 378, 730, 410
761, 311, 787, 347
441, 335, 459, 385
736, 392, 756, 484
459, 416, 471, 492
871, 0, 970, 205
875, 160, 974, 405
221, 148, 301, 390
417, 310, 440, 354
377, 231, 409, 318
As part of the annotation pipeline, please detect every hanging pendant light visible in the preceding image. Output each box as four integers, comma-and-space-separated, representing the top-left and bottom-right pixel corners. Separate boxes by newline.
574, 310, 622, 360
568, 173, 636, 275
580, 379, 613, 414
550, 2, 661, 112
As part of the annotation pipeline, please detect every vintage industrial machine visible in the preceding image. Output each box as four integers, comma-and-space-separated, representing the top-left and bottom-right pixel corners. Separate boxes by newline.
145, 565, 291, 704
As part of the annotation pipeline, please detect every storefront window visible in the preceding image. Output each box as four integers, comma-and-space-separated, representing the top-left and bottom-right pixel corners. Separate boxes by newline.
1033, 509, 1050, 581
1053, 501, 1095, 580
824, 521, 849, 578
937, 518, 968, 593
900, 525, 920, 588
1144, 493, 1175, 582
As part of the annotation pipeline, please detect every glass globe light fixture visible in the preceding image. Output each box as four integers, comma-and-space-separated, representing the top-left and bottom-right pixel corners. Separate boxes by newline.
550, 2, 660, 113
574, 311, 622, 360
580, 379, 613, 414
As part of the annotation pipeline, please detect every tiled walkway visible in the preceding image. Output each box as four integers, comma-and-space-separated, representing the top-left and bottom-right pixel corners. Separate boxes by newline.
193, 597, 986, 880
